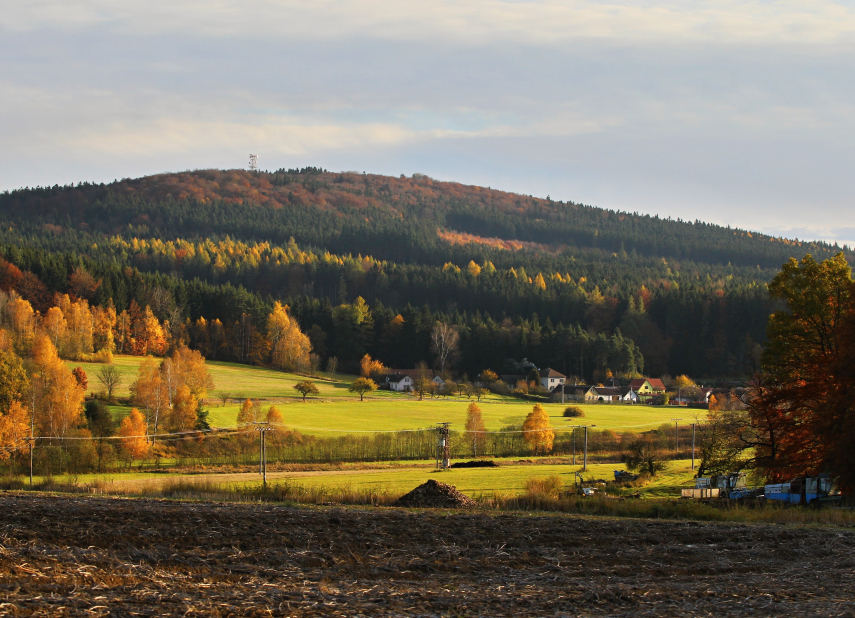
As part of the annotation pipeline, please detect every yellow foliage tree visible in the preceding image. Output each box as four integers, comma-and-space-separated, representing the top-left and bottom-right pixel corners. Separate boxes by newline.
119, 408, 150, 461
130, 357, 168, 437
467, 260, 482, 277
673, 374, 696, 389
464, 401, 487, 456
266, 406, 284, 424
267, 302, 312, 371
359, 354, 387, 380
534, 273, 547, 290
522, 404, 554, 455
165, 384, 197, 432
30, 335, 85, 438
237, 398, 255, 424
0, 401, 28, 461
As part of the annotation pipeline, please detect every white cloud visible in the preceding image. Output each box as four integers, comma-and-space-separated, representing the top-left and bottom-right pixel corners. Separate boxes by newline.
6, 1, 855, 45
2, 1, 855, 248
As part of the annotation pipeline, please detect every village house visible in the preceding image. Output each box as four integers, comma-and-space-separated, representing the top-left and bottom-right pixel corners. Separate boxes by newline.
385, 369, 445, 392
627, 378, 666, 402
589, 386, 639, 403
539, 368, 566, 390
550, 384, 595, 403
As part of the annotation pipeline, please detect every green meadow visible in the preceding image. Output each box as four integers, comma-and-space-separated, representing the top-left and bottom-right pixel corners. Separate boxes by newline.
68, 355, 705, 436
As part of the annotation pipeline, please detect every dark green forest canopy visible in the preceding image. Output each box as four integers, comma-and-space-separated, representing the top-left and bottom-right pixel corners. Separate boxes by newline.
1, 168, 851, 379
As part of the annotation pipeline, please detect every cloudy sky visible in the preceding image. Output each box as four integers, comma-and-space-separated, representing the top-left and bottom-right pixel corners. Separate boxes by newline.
2, 1, 854, 245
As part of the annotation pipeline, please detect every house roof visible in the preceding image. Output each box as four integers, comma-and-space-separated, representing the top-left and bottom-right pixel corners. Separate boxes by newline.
388, 368, 434, 379
386, 374, 412, 383
646, 379, 667, 391
628, 378, 667, 391
551, 384, 591, 394
542, 368, 566, 378
593, 387, 622, 397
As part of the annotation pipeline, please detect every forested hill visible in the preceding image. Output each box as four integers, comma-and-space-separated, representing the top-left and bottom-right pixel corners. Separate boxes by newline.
0, 168, 851, 380
2, 168, 845, 269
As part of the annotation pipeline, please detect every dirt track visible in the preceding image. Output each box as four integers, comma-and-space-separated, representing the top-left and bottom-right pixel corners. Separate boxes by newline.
1, 493, 854, 617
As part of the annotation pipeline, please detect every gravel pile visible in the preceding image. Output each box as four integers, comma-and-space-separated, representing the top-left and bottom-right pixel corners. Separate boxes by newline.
394, 479, 477, 508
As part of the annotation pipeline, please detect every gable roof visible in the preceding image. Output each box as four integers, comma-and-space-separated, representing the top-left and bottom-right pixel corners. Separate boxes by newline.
646, 378, 667, 391
542, 368, 566, 378
388, 368, 435, 379
593, 387, 622, 397
386, 373, 412, 383
628, 378, 667, 391
553, 384, 593, 394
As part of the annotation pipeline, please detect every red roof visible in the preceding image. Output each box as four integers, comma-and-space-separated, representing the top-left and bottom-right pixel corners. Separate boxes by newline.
628, 378, 667, 391
543, 368, 566, 378
646, 379, 667, 391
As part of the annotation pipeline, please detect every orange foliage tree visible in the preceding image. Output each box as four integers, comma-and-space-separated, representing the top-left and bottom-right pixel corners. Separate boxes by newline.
119, 408, 150, 461
464, 401, 487, 456
747, 253, 853, 482
522, 404, 554, 455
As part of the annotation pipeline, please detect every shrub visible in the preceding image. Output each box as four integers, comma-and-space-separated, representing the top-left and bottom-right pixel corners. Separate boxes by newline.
563, 406, 585, 418
524, 475, 564, 498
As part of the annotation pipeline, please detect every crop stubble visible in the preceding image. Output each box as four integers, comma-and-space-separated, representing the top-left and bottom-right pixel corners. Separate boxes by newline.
0, 493, 854, 617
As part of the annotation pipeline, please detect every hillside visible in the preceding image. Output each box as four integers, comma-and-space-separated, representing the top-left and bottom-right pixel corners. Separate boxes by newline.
2, 168, 852, 378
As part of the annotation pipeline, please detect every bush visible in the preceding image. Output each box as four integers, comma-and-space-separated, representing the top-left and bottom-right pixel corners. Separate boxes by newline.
524, 475, 564, 498
563, 406, 585, 418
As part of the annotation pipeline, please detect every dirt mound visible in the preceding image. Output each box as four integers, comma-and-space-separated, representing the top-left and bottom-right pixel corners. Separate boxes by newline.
394, 479, 477, 509
451, 460, 498, 468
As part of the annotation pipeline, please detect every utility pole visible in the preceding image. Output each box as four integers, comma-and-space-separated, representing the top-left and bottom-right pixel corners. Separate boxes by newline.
29, 408, 35, 486
690, 422, 697, 470
436, 423, 450, 470
671, 418, 682, 457
253, 422, 274, 488
583, 426, 588, 472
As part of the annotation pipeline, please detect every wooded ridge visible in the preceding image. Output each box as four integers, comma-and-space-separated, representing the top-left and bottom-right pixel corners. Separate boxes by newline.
1, 168, 850, 378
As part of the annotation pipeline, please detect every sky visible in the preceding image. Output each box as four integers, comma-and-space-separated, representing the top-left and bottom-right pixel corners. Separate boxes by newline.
2, 1, 854, 246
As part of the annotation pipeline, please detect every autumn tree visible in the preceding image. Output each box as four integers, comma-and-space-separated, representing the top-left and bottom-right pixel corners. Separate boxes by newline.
747, 253, 852, 482
359, 354, 388, 381
349, 377, 377, 401
522, 404, 554, 455
130, 358, 167, 438
294, 380, 320, 402
326, 356, 339, 376
0, 346, 28, 415
72, 367, 88, 391
165, 384, 198, 432
464, 401, 487, 456
119, 408, 150, 462
480, 369, 499, 384
673, 375, 696, 389
237, 398, 256, 424
267, 301, 312, 372
266, 406, 284, 424
97, 364, 122, 402
30, 335, 86, 438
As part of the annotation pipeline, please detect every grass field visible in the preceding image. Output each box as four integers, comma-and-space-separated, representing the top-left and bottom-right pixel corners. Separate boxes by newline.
56, 458, 698, 500
68, 355, 706, 435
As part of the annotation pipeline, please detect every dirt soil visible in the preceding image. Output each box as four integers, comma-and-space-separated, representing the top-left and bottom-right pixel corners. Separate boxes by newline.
1, 493, 854, 617
394, 480, 477, 508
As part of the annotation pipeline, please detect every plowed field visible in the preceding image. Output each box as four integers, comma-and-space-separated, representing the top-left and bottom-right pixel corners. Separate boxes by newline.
1, 493, 854, 617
